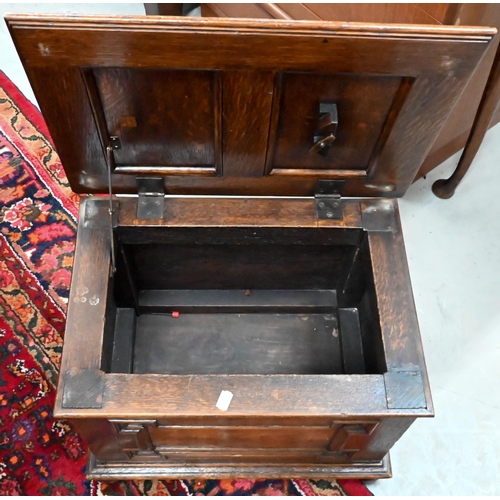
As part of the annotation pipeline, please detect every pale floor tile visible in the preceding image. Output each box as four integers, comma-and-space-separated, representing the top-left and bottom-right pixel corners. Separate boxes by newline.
1, 4, 499, 494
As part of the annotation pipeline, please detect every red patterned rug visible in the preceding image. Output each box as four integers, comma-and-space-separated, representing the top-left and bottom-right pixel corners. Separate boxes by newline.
0, 70, 373, 496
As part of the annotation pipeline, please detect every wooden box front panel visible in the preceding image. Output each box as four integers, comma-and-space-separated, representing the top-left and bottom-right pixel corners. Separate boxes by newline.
72, 413, 416, 478
106, 418, 382, 465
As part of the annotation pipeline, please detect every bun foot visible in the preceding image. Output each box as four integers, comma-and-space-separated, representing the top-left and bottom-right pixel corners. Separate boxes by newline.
432, 179, 456, 199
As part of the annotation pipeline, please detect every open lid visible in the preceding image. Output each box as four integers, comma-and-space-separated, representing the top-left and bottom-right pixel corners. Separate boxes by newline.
6, 14, 495, 197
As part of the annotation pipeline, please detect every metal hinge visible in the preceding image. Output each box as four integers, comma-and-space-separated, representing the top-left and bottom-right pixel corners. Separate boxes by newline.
109, 135, 121, 151
314, 180, 345, 220
136, 177, 165, 219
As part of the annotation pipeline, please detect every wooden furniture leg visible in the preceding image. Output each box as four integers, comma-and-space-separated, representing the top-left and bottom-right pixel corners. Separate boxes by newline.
432, 41, 500, 199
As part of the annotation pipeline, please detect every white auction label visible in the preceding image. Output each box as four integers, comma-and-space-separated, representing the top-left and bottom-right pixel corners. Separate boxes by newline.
216, 390, 234, 411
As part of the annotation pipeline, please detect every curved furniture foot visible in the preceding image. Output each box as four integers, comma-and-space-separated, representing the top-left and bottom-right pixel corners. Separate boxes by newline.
432, 177, 458, 200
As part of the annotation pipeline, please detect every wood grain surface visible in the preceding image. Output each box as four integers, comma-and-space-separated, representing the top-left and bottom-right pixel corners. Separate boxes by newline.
19, 13, 443, 477
116, 197, 363, 228
222, 71, 275, 177
266, 72, 403, 173
6, 14, 494, 197
202, 3, 456, 25
200, 5, 500, 184
94, 68, 219, 172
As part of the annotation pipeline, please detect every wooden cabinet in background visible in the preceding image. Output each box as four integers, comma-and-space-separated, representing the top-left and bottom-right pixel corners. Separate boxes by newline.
201, 3, 500, 183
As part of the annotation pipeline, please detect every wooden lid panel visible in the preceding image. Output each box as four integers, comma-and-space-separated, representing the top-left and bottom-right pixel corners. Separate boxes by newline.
92, 68, 221, 176
266, 72, 406, 177
6, 15, 495, 197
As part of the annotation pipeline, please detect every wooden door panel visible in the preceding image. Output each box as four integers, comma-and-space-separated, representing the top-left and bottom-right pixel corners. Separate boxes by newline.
93, 68, 221, 175
267, 72, 407, 176
109, 419, 382, 463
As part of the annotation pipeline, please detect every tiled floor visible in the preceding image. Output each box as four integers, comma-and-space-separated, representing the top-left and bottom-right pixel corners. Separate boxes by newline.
1, 3, 499, 495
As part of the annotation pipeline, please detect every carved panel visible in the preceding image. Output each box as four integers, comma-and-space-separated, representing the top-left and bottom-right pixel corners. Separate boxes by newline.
327, 422, 379, 459
266, 72, 411, 179
110, 419, 165, 461
92, 68, 221, 176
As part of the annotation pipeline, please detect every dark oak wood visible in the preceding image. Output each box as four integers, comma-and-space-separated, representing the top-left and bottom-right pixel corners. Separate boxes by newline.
117, 196, 363, 228
201, 4, 500, 192
137, 289, 337, 313
6, 13, 476, 479
56, 203, 111, 374
86, 452, 392, 479
222, 71, 274, 177
110, 308, 136, 374
93, 68, 220, 174
6, 14, 494, 197
362, 201, 433, 410
64, 373, 390, 418
128, 242, 349, 290
265, 72, 405, 175
48, 197, 432, 479
338, 308, 365, 375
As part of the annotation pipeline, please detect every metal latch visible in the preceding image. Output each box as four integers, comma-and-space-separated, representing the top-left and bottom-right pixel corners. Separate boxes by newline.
109, 135, 121, 151
314, 180, 345, 220
310, 103, 338, 157
136, 177, 165, 219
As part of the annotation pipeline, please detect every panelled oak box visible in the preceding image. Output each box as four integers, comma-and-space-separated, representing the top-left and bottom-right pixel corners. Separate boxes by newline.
7, 14, 495, 479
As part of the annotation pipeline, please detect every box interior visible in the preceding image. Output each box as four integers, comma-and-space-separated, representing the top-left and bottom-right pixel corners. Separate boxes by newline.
101, 226, 386, 376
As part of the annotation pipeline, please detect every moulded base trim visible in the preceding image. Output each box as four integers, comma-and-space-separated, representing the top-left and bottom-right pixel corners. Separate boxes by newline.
86, 452, 391, 480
